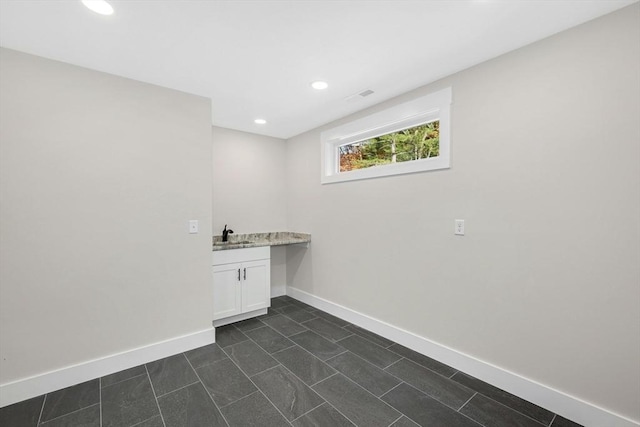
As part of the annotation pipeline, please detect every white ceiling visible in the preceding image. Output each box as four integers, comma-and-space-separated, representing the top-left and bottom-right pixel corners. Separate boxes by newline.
0, 0, 636, 139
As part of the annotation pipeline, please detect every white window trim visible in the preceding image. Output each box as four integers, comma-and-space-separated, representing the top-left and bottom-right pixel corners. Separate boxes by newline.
321, 87, 452, 184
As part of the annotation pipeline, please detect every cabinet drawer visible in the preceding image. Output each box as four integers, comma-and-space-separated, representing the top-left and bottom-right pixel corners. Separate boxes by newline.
213, 246, 270, 265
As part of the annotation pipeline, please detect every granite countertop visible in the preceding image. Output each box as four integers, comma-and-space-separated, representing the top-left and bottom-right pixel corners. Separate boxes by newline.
212, 232, 311, 251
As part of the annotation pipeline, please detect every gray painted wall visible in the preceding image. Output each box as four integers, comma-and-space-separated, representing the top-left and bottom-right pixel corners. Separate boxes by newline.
0, 48, 213, 384
285, 5, 639, 422
212, 126, 288, 294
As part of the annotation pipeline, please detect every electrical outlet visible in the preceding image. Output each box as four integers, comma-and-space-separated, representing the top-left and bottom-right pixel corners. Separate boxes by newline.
455, 219, 465, 235
189, 220, 199, 234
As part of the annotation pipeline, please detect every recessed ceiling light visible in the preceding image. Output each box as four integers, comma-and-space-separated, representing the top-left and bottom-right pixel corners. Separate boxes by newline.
254, 119, 267, 125
82, 0, 114, 15
311, 81, 328, 90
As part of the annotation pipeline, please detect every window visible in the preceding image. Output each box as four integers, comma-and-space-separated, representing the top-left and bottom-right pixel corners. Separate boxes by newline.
321, 87, 451, 184
339, 121, 440, 172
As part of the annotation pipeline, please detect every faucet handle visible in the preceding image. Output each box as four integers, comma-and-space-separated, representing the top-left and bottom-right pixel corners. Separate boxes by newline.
222, 225, 234, 242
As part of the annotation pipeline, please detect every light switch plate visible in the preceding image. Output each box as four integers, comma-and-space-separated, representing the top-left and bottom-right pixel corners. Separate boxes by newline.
189, 220, 199, 234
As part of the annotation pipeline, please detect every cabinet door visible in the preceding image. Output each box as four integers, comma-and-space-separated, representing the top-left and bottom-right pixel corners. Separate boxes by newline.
241, 259, 270, 313
213, 263, 242, 320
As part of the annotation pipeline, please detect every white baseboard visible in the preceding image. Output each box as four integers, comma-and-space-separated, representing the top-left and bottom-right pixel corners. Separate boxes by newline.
0, 328, 216, 408
287, 286, 639, 427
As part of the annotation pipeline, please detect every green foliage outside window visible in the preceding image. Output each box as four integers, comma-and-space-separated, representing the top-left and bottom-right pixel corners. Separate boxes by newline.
339, 121, 439, 172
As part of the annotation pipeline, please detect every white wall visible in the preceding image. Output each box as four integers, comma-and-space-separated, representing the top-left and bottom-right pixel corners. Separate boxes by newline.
0, 49, 213, 385
212, 126, 288, 295
285, 4, 640, 424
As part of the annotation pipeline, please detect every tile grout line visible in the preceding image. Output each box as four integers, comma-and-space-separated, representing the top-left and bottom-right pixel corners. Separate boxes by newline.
270, 298, 518, 427
144, 364, 167, 427
337, 332, 356, 342
101, 372, 148, 390
343, 324, 397, 349
217, 323, 250, 349
382, 378, 484, 427
279, 308, 319, 323
216, 390, 258, 410
457, 391, 477, 412
333, 341, 400, 372
288, 401, 326, 423
246, 355, 333, 418
269, 299, 416, 426
308, 377, 361, 427
262, 316, 310, 338
386, 414, 405, 427
310, 312, 351, 328
38, 403, 101, 426
281, 329, 308, 340
268, 303, 352, 394
322, 349, 349, 363
234, 300, 535, 427
129, 415, 163, 427
386, 343, 457, 378
217, 389, 261, 410
240, 323, 269, 333
387, 356, 467, 385
154, 379, 201, 399
385, 347, 459, 382
446, 370, 554, 424
336, 333, 401, 366
444, 392, 487, 427
243, 323, 298, 355
311, 372, 390, 427
308, 371, 339, 388
186, 352, 230, 371
330, 369, 403, 419
234, 322, 268, 334
247, 362, 286, 379
465, 391, 551, 427
298, 318, 354, 341
378, 381, 406, 400
549, 413, 557, 426
220, 344, 295, 426
183, 352, 232, 427
318, 401, 359, 427
99, 377, 102, 427
36, 393, 46, 425
382, 356, 405, 372
295, 304, 483, 425
268, 343, 297, 354
382, 373, 478, 415
381, 356, 404, 371
457, 410, 486, 427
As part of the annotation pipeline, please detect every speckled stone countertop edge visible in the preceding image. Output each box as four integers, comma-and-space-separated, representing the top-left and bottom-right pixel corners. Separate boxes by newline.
212, 232, 311, 251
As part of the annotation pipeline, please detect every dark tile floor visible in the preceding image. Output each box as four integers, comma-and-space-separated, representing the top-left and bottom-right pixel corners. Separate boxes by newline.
0, 296, 584, 427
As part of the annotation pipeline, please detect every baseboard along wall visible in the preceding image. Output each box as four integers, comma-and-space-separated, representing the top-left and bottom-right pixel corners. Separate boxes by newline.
0, 328, 216, 408
286, 286, 639, 427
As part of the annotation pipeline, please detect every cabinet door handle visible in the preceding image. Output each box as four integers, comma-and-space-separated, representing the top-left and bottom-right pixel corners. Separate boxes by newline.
237, 268, 241, 282
243, 268, 246, 280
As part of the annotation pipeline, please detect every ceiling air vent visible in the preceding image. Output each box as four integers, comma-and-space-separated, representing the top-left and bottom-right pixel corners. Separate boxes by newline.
344, 89, 375, 103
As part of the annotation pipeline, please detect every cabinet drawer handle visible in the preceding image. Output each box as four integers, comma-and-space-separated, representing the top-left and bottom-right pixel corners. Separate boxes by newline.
243, 268, 246, 280
237, 268, 241, 281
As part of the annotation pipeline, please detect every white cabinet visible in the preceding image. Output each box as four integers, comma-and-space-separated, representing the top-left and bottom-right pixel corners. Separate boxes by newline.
212, 246, 270, 326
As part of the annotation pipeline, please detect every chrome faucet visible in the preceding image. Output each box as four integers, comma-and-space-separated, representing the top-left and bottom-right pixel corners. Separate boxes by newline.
222, 224, 234, 242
